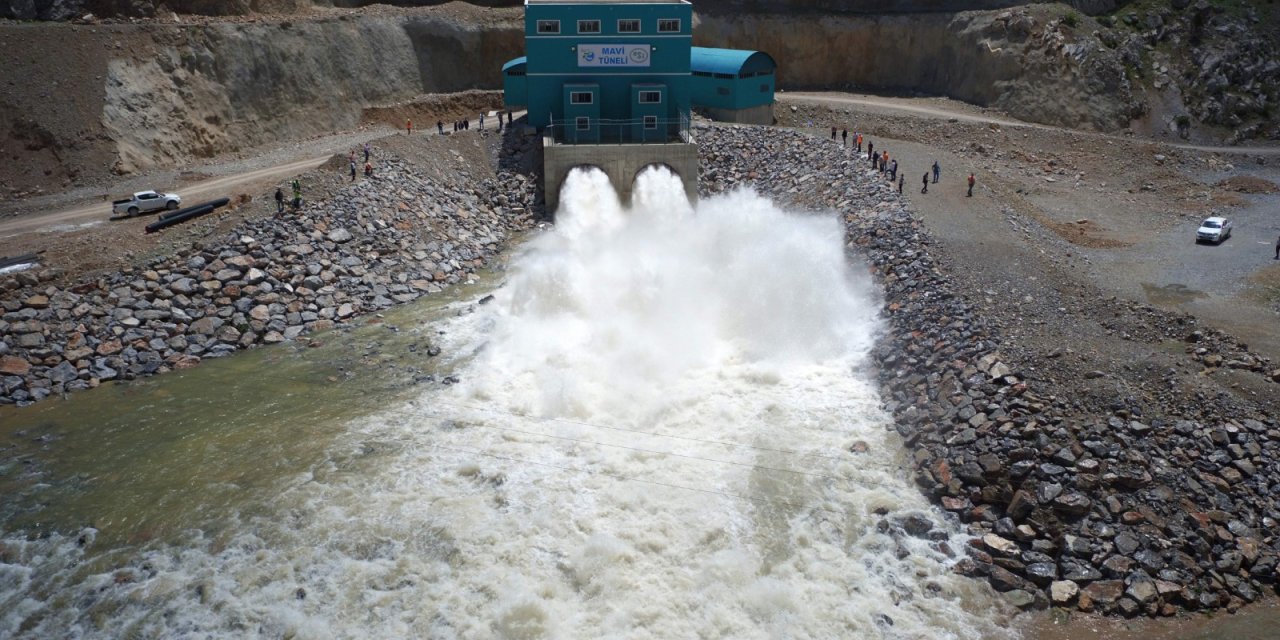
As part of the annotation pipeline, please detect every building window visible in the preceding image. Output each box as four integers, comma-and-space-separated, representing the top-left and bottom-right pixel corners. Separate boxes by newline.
658, 19, 681, 33
570, 91, 594, 105
717, 87, 731, 96
576, 117, 590, 131
536, 20, 559, 34
618, 19, 640, 33
639, 90, 662, 104
643, 116, 658, 130
578, 20, 601, 34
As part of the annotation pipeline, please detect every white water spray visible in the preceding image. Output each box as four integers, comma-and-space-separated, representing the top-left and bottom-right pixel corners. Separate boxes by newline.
1, 166, 1013, 639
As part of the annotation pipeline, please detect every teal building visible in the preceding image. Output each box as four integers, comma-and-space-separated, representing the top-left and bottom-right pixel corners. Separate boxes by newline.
689, 47, 777, 125
516, 0, 693, 144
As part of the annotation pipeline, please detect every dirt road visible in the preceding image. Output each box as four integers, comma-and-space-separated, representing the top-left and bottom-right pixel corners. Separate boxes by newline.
0, 155, 331, 238
779, 92, 1280, 156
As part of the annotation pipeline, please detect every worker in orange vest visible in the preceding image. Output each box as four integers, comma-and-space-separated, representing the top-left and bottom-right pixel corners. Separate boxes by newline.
856, 133, 863, 153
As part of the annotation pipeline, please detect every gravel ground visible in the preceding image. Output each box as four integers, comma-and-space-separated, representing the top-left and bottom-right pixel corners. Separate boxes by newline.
777, 93, 1280, 368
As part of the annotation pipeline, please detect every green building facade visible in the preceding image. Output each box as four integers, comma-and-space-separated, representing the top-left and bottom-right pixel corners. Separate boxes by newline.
519, 0, 693, 144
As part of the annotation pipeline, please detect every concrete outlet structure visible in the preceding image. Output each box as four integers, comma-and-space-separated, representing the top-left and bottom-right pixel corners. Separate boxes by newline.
543, 134, 698, 212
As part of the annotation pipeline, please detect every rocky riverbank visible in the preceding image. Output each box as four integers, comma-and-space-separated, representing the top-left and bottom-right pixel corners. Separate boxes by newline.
697, 122, 1278, 617
3, 116, 1277, 618
0, 130, 541, 406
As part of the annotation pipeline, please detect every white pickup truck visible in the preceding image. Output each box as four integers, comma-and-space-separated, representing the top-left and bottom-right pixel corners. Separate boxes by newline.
112, 190, 182, 216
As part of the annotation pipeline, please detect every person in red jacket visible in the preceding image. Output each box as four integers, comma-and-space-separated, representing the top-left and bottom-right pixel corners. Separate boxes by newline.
967, 173, 976, 197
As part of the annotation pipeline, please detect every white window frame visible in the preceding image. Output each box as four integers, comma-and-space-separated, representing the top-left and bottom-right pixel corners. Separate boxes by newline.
570, 91, 594, 105
577, 20, 601, 34
643, 116, 658, 130
618, 19, 640, 33
536, 20, 560, 34
576, 117, 591, 131
638, 90, 663, 104
657, 19, 681, 33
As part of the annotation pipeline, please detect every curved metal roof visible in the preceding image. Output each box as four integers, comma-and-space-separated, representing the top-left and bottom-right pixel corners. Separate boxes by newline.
502, 57, 527, 73
690, 47, 776, 76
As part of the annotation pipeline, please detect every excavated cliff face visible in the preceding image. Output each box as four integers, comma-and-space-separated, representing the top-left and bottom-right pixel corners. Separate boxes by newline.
0, 8, 522, 195
696, 7, 1142, 131
103, 13, 520, 173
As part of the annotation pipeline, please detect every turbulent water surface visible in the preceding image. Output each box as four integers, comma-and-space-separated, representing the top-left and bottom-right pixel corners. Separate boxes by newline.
1, 167, 1011, 638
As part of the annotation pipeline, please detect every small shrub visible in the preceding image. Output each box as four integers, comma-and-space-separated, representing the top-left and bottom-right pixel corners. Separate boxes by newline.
1063, 11, 1081, 28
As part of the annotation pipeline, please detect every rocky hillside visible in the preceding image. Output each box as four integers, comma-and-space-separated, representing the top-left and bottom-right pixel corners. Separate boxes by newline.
699, 7, 1144, 131
1098, 0, 1280, 142
0, 4, 523, 198
2, 1, 1275, 203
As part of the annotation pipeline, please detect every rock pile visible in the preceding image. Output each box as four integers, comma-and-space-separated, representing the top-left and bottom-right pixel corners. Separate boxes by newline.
697, 122, 1278, 616
0, 146, 538, 406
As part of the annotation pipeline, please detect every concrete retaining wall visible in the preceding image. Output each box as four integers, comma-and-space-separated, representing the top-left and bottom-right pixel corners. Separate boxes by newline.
698, 104, 775, 126
542, 138, 698, 214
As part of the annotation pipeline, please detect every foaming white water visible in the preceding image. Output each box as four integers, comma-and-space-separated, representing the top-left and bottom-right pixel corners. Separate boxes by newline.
1, 167, 1013, 639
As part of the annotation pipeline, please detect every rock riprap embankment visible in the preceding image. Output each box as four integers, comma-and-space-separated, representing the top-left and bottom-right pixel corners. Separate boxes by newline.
697, 122, 1278, 617
0, 146, 537, 406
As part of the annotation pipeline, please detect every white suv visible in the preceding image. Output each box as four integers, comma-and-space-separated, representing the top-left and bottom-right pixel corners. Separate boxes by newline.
1196, 216, 1232, 244
112, 190, 182, 217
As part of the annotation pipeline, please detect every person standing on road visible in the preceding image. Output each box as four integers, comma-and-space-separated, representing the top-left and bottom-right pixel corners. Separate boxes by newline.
438, 120, 444, 134
890, 159, 898, 181
842, 129, 848, 146
349, 159, 357, 182
480, 113, 486, 130
831, 127, 837, 141
274, 187, 284, 214
867, 141, 874, 161
967, 172, 976, 197
406, 118, 412, 135
898, 174, 904, 194
856, 133, 863, 153
1275, 235, 1279, 259
882, 150, 889, 171
932, 160, 940, 184
922, 173, 929, 194
364, 143, 371, 163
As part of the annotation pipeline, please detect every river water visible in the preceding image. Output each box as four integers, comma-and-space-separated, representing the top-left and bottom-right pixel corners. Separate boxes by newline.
1, 167, 1012, 638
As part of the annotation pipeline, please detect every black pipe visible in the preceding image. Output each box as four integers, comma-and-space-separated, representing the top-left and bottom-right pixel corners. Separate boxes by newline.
0, 253, 38, 269
145, 204, 214, 234
158, 197, 230, 222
